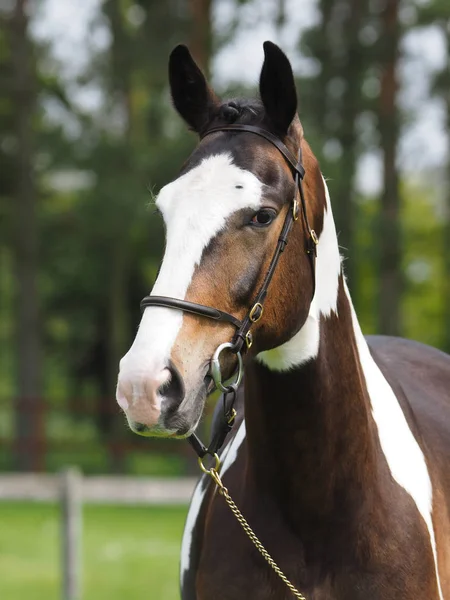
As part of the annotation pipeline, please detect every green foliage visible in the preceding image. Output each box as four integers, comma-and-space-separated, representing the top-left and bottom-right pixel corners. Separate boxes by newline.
354, 180, 446, 348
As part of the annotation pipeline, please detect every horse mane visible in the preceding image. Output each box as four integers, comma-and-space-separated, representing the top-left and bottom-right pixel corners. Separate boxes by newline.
206, 98, 271, 133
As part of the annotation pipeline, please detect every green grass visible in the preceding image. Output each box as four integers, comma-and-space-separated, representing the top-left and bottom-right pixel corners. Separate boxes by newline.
0, 501, 187, 600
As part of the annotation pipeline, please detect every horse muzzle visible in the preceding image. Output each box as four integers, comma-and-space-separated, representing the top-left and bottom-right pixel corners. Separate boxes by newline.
116, 359, 215, 438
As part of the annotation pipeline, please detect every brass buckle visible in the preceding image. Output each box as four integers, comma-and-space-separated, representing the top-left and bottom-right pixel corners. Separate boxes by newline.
249, 303, 263, 323
292, 199, 299, 221
198, 452, 220, 475
227, 408, 237, 425
311, 229, 319, 245
245, 331, 253, 349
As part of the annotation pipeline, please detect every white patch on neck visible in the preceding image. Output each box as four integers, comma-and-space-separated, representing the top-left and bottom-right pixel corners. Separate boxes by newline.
220, 420, 246, 478
254, 173, 442, 593
180, 419, 246, 583
180, 474, 209, 583
119, 154, 263, 381
257, 177, 341, 371
344, 282, 444, 599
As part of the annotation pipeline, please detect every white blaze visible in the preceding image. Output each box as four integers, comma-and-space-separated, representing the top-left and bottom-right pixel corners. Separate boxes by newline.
118, 154, 263, 388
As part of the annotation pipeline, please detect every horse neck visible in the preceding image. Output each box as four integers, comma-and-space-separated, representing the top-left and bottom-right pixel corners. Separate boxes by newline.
244, 183, 379, 532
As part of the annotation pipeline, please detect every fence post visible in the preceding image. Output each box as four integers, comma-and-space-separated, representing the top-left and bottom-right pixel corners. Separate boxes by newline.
60, 467, 82, 600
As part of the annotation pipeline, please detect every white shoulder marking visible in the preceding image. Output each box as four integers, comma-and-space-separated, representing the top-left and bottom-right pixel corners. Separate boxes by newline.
258, 177, 341, 371
180, 475, 209, 582
220, 420, 246, 478
180, 420, 246, 583
344, 282, 444, 599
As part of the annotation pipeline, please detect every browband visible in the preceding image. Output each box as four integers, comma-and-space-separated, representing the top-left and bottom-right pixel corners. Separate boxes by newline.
201, 124, 305, 180
202, 124, 316, 250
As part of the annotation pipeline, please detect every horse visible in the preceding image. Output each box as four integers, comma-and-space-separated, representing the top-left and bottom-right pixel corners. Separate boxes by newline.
116, 42, 450, 599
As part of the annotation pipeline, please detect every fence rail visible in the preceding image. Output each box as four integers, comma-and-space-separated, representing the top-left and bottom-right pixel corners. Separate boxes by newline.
0, 469, 196, 600
0, 397, 216, 473
0, 472, 197, 504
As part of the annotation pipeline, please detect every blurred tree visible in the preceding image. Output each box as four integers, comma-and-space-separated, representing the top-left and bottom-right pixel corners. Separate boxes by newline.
0, 24, 16, 205
377, 0, 402, 336
300, 0, 371, 290
102, 0, 135, 447
417, 0, 450, 351
401, 181, 445, 350
8, 0, 42, 470
302, 0, 406, 334
189, 0, 212, 74
0, 17, 16, 421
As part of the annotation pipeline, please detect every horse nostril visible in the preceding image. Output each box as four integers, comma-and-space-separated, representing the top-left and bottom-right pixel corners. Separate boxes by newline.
159, 361, 185, 405
133, 422, 148, 433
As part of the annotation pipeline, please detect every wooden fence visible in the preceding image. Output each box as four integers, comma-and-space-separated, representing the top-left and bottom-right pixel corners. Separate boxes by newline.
0, 397, 214, 473
0, 468, 196, 600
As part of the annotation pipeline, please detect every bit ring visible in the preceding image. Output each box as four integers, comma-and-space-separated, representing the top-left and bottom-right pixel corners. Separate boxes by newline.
210, 342, 243, 393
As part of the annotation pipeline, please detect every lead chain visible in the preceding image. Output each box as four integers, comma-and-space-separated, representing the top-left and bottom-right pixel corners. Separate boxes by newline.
203, 463, 307, 600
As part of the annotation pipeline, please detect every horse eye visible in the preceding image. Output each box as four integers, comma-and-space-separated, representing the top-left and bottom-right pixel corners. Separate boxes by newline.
250, 209, 276, 227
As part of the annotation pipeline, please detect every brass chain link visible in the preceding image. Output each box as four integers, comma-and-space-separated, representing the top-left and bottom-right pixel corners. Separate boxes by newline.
200, 456, 307, 600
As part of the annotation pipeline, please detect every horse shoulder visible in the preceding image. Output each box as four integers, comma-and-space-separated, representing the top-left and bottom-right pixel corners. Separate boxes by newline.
367, 335, 450, 460
367, 334, 450, 596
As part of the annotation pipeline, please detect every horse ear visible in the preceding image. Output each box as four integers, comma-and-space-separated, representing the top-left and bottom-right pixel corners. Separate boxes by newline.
169, 45, 220, 134
259, 41, 297, 136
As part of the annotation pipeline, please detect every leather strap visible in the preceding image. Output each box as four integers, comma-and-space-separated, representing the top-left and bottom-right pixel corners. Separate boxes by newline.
140, 123, 319, 458
140, 296, 242, 329
200, 125, 317, 351
201, 124, 305, 180
188, 386, 238, 459
231, 201, 296, 352
141, 125, 318, 356
203, 124, 317, 251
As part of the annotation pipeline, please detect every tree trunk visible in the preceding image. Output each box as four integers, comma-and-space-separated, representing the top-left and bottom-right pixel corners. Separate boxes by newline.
332, 0, 367, 291
311, 0, 334, 142
107, 0, 133, 138
378, 0, 401, 336
188, 0, 212, 76
444, 129, 450, 353
276, 0, 286, 30
442, 44, 450, 353
102, 0, 133, 471
10, 0, 42, 471
106, 0, 131, 402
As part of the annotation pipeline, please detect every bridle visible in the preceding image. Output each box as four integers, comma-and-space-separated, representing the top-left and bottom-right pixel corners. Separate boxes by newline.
140, 124, 318, 599
140, 123, 318, 458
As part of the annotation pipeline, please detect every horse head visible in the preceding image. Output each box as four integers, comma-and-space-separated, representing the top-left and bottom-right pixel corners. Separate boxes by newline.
116, 42, 333, 437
